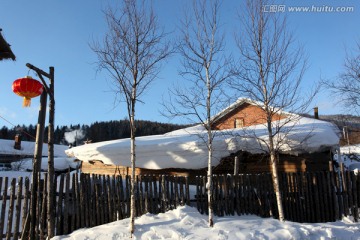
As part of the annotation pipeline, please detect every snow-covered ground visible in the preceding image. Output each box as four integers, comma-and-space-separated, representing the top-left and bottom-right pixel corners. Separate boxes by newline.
334, 144, 360, 172
51, 205, 360, 240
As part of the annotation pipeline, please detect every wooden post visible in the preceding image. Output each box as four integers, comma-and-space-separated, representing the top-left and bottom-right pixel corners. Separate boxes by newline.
24, 63, 56, 239
234, 156, 239, 175
47, 66, 55, 238
26, 90, 47, 240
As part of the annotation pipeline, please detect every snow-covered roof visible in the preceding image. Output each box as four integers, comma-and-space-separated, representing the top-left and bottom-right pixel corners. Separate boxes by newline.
0, 139, 68, 157
65, 116, 340, 170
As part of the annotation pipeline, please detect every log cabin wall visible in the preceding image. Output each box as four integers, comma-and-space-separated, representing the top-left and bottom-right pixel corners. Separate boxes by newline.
81, 161, 206, 184
212, 103, 286, 130
213, 151, 332, 174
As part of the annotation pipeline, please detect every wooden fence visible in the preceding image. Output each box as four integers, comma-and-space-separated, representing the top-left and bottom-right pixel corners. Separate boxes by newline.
1, 170, 359, 239
196, 171, 360, 223
0, 173, 190, 240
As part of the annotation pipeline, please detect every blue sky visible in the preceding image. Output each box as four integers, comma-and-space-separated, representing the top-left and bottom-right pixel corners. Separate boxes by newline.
0, 0, 359, 128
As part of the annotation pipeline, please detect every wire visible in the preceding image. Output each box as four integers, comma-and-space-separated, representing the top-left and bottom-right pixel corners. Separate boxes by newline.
0, 114, 36, 140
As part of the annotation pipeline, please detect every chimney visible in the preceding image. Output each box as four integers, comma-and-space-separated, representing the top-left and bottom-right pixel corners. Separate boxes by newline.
14, 134, 22, 150
314, 107, 319, 119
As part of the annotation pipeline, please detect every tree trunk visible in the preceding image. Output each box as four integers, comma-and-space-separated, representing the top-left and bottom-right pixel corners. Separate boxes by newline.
267, 120, 285, 221
206, 68, 214, 227
129, 99, 136, 235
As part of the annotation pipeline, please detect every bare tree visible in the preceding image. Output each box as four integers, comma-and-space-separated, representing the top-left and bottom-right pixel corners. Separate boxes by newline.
323, 42, 360, 113
232, 0, 313, 221
91, 0, 171, 234
163, 0, 231, 227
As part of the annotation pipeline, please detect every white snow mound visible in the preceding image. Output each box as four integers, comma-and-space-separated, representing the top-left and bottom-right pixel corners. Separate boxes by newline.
65, 117, 340, 170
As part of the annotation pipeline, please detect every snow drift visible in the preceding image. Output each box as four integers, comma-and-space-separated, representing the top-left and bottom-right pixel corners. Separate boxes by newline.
65, 117, 340, 170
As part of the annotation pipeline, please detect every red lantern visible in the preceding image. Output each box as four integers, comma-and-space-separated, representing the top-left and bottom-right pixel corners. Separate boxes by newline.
12, 76, 44, 107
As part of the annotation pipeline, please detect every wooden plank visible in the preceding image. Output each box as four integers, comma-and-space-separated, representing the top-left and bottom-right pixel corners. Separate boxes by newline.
94, 175, 101, 225
0, 177, 8, 238
74, 173, 81, 229
166, 175, 170, 210
56, 174, 65, 235
126, 175, 131, 217
153, 175, 159, 214
135, 175, 140, 217
342, 169, 349, 217
84, 174, 91, 227
0, 177, 2, 197
185, 176, 190, 206
143, 175, 149, 214
5, 178, 16, 240
223, 175, 229, 215
234, 174, 241, 216
35, 173, 41, 237
179, 177, 184, 206
322, 172, 330, 222
139, 175, 145, 215
40, 174, 48, 239
218, 175, 224, 216
330, 171, 340, 221
63, 172, 71, 234
228, 175, 234, 216
173, 176, 178, 210
202, 176, 208, 215
102, 175, 108, 223
108, 175, 114, 222
351, 173, 358, 222
161, 175, 166, 213
79, 173, 86, 228
118, 175, 125, 219
326, 171, 334, 222
169, 176, 174, 210
21, 177, 30, 232
286, 173, 293, 221
345, 171, 352, 219
213, 175, 218, 216
313, 172, 322, 222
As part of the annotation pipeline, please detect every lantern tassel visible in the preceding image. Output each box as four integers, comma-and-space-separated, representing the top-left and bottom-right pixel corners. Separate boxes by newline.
23, 97, 31, 107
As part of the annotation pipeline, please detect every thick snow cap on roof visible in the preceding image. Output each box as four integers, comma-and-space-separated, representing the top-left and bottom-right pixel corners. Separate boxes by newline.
0, 139, 68, 157
65, 116, 340, 170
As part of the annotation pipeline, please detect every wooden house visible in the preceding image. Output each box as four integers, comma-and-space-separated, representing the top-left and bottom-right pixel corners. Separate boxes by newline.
70, 98, 339, 180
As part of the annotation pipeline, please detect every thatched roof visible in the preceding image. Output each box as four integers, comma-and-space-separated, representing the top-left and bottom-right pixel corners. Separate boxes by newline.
0, 29, 15, 61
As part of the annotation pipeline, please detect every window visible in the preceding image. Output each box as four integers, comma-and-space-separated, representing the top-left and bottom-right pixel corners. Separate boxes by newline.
234, 118, 244, 128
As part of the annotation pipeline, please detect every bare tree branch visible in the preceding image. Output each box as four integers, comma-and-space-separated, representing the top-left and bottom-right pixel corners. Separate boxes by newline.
90, 0, 172, 235
232, 0, 317, 222
161, 0, 233, 227
322, 41, 360, 113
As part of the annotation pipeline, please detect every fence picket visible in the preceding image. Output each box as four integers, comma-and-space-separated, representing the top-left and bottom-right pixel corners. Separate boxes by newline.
5, 178, 15, 240
0, 177, 8, 239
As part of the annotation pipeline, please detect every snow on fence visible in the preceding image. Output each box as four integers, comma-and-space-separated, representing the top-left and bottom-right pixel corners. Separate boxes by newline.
196, 171, 360, 223
0, 173, 190, 240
